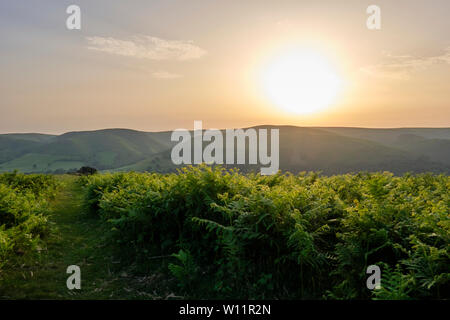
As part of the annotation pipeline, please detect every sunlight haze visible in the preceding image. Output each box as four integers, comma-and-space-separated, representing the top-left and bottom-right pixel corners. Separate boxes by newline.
1, 0, 449, 133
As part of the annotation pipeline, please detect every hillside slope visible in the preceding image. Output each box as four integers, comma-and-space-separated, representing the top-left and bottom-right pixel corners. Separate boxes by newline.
1, 126, 449, 174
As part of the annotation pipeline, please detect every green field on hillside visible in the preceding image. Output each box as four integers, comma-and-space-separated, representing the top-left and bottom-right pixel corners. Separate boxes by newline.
0, 154, 85, 173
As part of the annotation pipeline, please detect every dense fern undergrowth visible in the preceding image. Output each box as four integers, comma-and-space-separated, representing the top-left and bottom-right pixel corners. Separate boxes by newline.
79, 166, 449, 299
0, 172, 58, 273
0, 168, 448, 299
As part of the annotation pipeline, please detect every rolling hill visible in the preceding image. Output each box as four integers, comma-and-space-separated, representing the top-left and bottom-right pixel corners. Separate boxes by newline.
0, 126, 449, 175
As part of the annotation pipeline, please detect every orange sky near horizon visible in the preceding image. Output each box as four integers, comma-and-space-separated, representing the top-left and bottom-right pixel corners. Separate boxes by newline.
0, 0, 449, 134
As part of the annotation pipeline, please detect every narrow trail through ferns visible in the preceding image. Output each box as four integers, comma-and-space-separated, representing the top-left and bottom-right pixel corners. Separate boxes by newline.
0, 176, 171, 299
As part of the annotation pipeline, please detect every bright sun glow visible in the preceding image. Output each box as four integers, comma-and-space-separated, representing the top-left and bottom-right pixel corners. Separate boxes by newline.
262, 50, 342, 114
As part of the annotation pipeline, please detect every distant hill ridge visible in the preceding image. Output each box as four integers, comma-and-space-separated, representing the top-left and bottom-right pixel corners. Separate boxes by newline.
0, 126, 449, 175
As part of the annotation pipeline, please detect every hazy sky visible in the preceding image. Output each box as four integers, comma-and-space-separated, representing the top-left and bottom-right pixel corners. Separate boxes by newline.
1, 0, 449, 134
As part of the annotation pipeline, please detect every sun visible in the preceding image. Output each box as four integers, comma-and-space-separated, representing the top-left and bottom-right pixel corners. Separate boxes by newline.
262, 50, 342, 114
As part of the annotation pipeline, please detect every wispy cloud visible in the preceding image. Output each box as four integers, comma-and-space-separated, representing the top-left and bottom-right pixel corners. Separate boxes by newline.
86, 35, 207, 61
152, 71, 183, 79
360, 47, 450, 80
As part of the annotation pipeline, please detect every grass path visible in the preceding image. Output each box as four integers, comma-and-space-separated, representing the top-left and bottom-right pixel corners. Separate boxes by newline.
0, 176, 171, 299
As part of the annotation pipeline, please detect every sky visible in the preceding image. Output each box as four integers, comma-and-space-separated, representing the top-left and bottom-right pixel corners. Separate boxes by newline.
0, 0, 449, 134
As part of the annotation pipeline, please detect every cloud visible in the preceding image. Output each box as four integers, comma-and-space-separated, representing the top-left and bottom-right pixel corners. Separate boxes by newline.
360, 47, 450, 80
152, 71, 183, 79
86, 35, 207, 61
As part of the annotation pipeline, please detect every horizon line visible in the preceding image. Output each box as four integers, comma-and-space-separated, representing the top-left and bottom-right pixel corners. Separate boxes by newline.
1, 124, 450, 136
